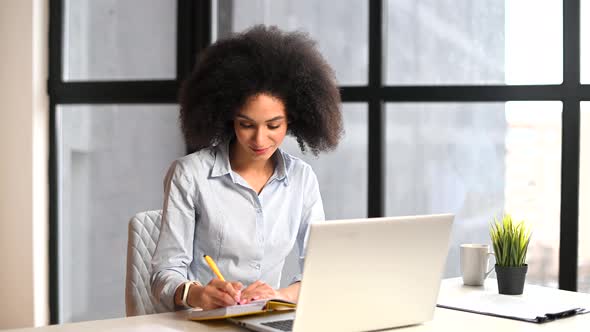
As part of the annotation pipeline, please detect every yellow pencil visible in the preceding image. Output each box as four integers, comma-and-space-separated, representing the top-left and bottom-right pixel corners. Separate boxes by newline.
203, 255, 226, 281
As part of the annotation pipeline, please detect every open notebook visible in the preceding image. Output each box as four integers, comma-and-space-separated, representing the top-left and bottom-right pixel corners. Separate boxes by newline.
188, 298, 296, 321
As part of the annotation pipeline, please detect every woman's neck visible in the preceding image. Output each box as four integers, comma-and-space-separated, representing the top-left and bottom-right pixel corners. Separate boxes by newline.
229, 141, 275, 176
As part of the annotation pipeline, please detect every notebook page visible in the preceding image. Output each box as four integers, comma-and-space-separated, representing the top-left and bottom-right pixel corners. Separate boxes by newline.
188, 300, 267, 319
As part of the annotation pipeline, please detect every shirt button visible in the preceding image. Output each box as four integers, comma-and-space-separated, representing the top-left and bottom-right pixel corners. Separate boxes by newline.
255, 264, 261, 270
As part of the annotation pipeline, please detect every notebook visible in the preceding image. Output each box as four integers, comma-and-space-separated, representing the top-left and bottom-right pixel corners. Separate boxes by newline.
188, 298, 295, 321
228, 214, 454, 332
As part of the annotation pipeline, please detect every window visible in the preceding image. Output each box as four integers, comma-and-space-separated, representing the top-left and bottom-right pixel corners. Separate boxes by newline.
386, 0, 562, 85
283, 104, 368, 220
57, 105, 183, 322
63, 0, 177, 81
49, 0, 587, 324
385, 102, 561, 284
214, 0, 368, 85
49, 0, 193, 323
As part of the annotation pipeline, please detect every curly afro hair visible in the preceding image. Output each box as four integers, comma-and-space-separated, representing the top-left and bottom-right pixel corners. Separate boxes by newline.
179, 25, 343, 155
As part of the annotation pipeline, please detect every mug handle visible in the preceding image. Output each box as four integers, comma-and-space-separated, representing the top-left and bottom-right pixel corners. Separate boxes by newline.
484, 252, 495, 278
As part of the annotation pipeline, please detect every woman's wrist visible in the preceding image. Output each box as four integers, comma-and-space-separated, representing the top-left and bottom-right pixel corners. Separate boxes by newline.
279, 282, 301, 303
187, 283, 205, 308
277, 288, 293, 302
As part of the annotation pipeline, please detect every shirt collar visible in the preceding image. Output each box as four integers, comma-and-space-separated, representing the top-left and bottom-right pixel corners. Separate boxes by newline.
273, 149, 290, 185
210, 140, 291, 185
210, 141, 232, 178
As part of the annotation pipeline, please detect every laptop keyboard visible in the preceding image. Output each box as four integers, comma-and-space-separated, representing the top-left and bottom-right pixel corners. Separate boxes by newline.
260, 319, 294, 331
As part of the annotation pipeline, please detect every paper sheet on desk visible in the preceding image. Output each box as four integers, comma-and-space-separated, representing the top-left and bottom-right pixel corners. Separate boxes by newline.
437, 278, 590, 322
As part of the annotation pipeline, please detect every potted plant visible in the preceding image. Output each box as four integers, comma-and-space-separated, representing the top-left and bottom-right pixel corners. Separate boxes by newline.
489, 214, 532, 295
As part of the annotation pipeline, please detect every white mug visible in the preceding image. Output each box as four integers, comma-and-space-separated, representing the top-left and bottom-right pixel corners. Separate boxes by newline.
460, 244, 495, 286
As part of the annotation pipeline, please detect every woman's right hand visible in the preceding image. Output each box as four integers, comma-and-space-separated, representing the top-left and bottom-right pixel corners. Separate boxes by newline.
189, 279, 242, 310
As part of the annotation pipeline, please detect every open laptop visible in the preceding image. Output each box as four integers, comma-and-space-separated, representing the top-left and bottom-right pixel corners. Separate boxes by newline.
229, 214, 454, 332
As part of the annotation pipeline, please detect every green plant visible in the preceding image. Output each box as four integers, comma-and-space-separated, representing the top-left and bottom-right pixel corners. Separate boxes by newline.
489, 214, 532, 267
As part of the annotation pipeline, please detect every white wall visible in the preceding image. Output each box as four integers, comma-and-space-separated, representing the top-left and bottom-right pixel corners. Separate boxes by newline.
0, 0, 49, 328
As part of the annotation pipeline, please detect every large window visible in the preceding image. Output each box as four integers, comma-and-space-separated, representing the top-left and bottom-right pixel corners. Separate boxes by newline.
63, 0, 177, 81
49, 0, 191, 323
385, 102, 562, 282
49, 0, 588, 324
386, 0, 562, 85
57, 105, 183, 321
216, 0, 368, 85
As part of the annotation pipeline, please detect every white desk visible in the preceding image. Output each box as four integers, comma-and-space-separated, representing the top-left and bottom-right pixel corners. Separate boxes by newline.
5, 278, 590, 331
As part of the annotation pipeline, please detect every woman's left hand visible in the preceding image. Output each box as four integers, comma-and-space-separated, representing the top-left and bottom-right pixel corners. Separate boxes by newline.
239, 280, 285, 304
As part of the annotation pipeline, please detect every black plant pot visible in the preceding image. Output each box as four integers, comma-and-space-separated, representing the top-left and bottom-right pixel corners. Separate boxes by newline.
495, 264, 528, 295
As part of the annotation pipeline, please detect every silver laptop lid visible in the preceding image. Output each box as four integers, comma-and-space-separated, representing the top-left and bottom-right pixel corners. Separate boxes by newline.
292, 214, 454, 332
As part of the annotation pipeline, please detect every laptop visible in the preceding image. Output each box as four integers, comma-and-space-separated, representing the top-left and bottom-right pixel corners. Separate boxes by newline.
229, 214, 454, 332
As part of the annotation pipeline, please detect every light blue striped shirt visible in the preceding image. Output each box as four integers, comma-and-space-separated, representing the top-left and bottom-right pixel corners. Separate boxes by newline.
150, 141, 325, 310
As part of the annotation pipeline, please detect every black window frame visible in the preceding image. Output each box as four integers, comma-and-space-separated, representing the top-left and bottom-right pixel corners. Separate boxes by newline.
47, 0, 583, 324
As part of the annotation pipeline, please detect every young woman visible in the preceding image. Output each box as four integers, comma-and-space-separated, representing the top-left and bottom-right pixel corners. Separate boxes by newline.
150, 25, 342, 311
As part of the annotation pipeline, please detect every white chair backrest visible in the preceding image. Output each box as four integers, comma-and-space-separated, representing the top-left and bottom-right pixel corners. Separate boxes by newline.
125, 210, 167, 316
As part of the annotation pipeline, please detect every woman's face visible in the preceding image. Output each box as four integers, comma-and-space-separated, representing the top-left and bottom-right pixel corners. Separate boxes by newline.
233, 93, 288, 162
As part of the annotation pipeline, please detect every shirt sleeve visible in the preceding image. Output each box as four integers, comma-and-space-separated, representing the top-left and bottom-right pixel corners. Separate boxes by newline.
291, 166, 325, 284
150, 160, 198, 311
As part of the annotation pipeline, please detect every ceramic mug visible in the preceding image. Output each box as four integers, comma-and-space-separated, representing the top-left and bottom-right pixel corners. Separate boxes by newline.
460, 244, 495, 286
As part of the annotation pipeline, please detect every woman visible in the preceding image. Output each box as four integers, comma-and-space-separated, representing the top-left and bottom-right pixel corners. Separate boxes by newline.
151, 25, 342, 311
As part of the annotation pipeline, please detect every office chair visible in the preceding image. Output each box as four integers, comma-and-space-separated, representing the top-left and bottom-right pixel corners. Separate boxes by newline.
125, 209, 168, 316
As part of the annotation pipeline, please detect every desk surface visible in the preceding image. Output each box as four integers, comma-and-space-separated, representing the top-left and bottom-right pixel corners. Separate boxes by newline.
6, 278, 590, 332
